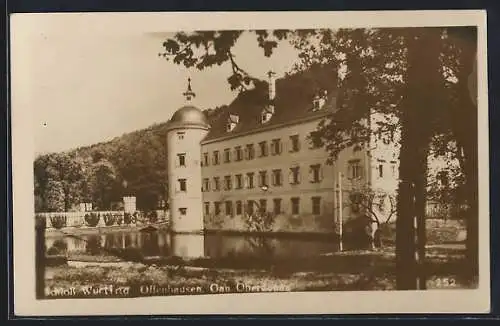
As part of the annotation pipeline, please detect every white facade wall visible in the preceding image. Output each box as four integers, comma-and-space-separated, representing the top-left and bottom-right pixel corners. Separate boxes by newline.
166, 125, 209, 233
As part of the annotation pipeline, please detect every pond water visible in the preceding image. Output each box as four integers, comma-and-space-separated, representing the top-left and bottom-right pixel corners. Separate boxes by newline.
45, 230, 340, 260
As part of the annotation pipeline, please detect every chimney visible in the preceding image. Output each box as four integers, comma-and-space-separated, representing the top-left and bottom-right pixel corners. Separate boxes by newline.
267, 70, 276, 101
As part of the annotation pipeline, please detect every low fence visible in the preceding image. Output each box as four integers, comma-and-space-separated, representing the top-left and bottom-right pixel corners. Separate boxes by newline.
36, 210, 169, 229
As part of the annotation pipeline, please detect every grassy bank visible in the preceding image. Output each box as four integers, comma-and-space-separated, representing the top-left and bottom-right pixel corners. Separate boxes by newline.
44, 245, 475, 296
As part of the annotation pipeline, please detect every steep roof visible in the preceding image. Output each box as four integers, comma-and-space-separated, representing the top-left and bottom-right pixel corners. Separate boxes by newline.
202, 64, 339, 143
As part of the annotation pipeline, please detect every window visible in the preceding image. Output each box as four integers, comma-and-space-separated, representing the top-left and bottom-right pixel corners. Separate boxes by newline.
259, 170, 268, 187
235, 174, 243, 189
204, 202, 210, 215
223, 148, 231, 163
178, 179, 187, 192
309, 131, 321, 149
203, 152, 209, 166
213, 151, 220, 165
213, 177, 220, 191
259, 199, 267, 214
272, 169, 283, 186
289, 167, 300, 184
290, 135, 300, 152
177, 153, 186, 167
177, 132, 185, 140
246, 172, 254, 189
227, 114, 239, 132
378, 164, 384, 178
348, 160, 362, 179
273, 198, 282, 215
236, 201, 243, 215
310, 164, 322, 183
235, 146, 243, 161
312, 197, 321, 215
270, 139, 281, 155
224, 175, 232, 190
291, 197, 300, 215
390, 161, 397, 177
245, 144, 255, 160
246, 201, 254, 215
203, 178, 210, 192
259, 141, 268, 157
179, 207, 187, 215
225, 201, 233, 216
214, 202, 221, 215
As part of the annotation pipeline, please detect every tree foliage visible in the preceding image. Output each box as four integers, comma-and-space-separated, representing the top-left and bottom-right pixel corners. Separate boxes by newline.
159, 27, 478, 287
34, 122, 169, 212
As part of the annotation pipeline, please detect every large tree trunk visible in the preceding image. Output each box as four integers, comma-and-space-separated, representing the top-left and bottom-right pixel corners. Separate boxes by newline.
447, 27, 478, 283
396, 28, 443, 290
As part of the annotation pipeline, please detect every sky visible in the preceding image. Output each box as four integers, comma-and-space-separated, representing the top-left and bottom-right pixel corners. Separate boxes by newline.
21, 18, 301, 155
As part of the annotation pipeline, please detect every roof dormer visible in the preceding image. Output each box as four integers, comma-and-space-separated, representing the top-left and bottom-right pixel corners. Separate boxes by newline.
261, 105, 275, 124
226, 113, 239, 132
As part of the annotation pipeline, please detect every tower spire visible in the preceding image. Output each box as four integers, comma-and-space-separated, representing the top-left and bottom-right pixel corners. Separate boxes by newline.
183, 77, 196, 102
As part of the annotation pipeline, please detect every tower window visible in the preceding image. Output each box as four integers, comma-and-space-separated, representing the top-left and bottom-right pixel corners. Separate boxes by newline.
177, 153, 186, 167
177, 132, 185, 140
312, 196, 321, 215
291, 197, 300, 215
179, 207, 187, 215
178, 179, 187, 192
290, 135, 300, 152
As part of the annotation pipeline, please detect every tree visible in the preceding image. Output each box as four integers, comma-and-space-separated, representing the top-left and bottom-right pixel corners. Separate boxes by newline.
44, 180, 65, 212
90, 158, 118, 210
347, 186, 397, 249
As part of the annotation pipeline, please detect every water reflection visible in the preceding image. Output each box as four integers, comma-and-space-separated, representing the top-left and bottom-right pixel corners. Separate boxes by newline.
45, 231, 338, 260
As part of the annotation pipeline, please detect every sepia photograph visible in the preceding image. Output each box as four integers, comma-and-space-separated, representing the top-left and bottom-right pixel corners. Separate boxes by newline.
10, 10, 489, 315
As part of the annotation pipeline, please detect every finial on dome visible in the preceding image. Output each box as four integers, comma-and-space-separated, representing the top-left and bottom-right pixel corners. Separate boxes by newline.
183, 77, 196, 102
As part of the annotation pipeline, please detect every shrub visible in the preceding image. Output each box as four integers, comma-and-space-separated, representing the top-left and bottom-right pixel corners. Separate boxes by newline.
114, 213, 123, 225
147, 210, 158, 223
103, 213, 116, 226
85, 212, 100, 227
50, 215, 67, 229
123, 212, 132, 225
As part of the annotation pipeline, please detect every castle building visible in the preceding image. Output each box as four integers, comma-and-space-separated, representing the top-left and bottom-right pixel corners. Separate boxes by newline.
166, 67, 399, 234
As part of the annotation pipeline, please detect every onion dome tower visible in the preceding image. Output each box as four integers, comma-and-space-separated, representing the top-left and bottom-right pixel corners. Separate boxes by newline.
166, 78, 210, 236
